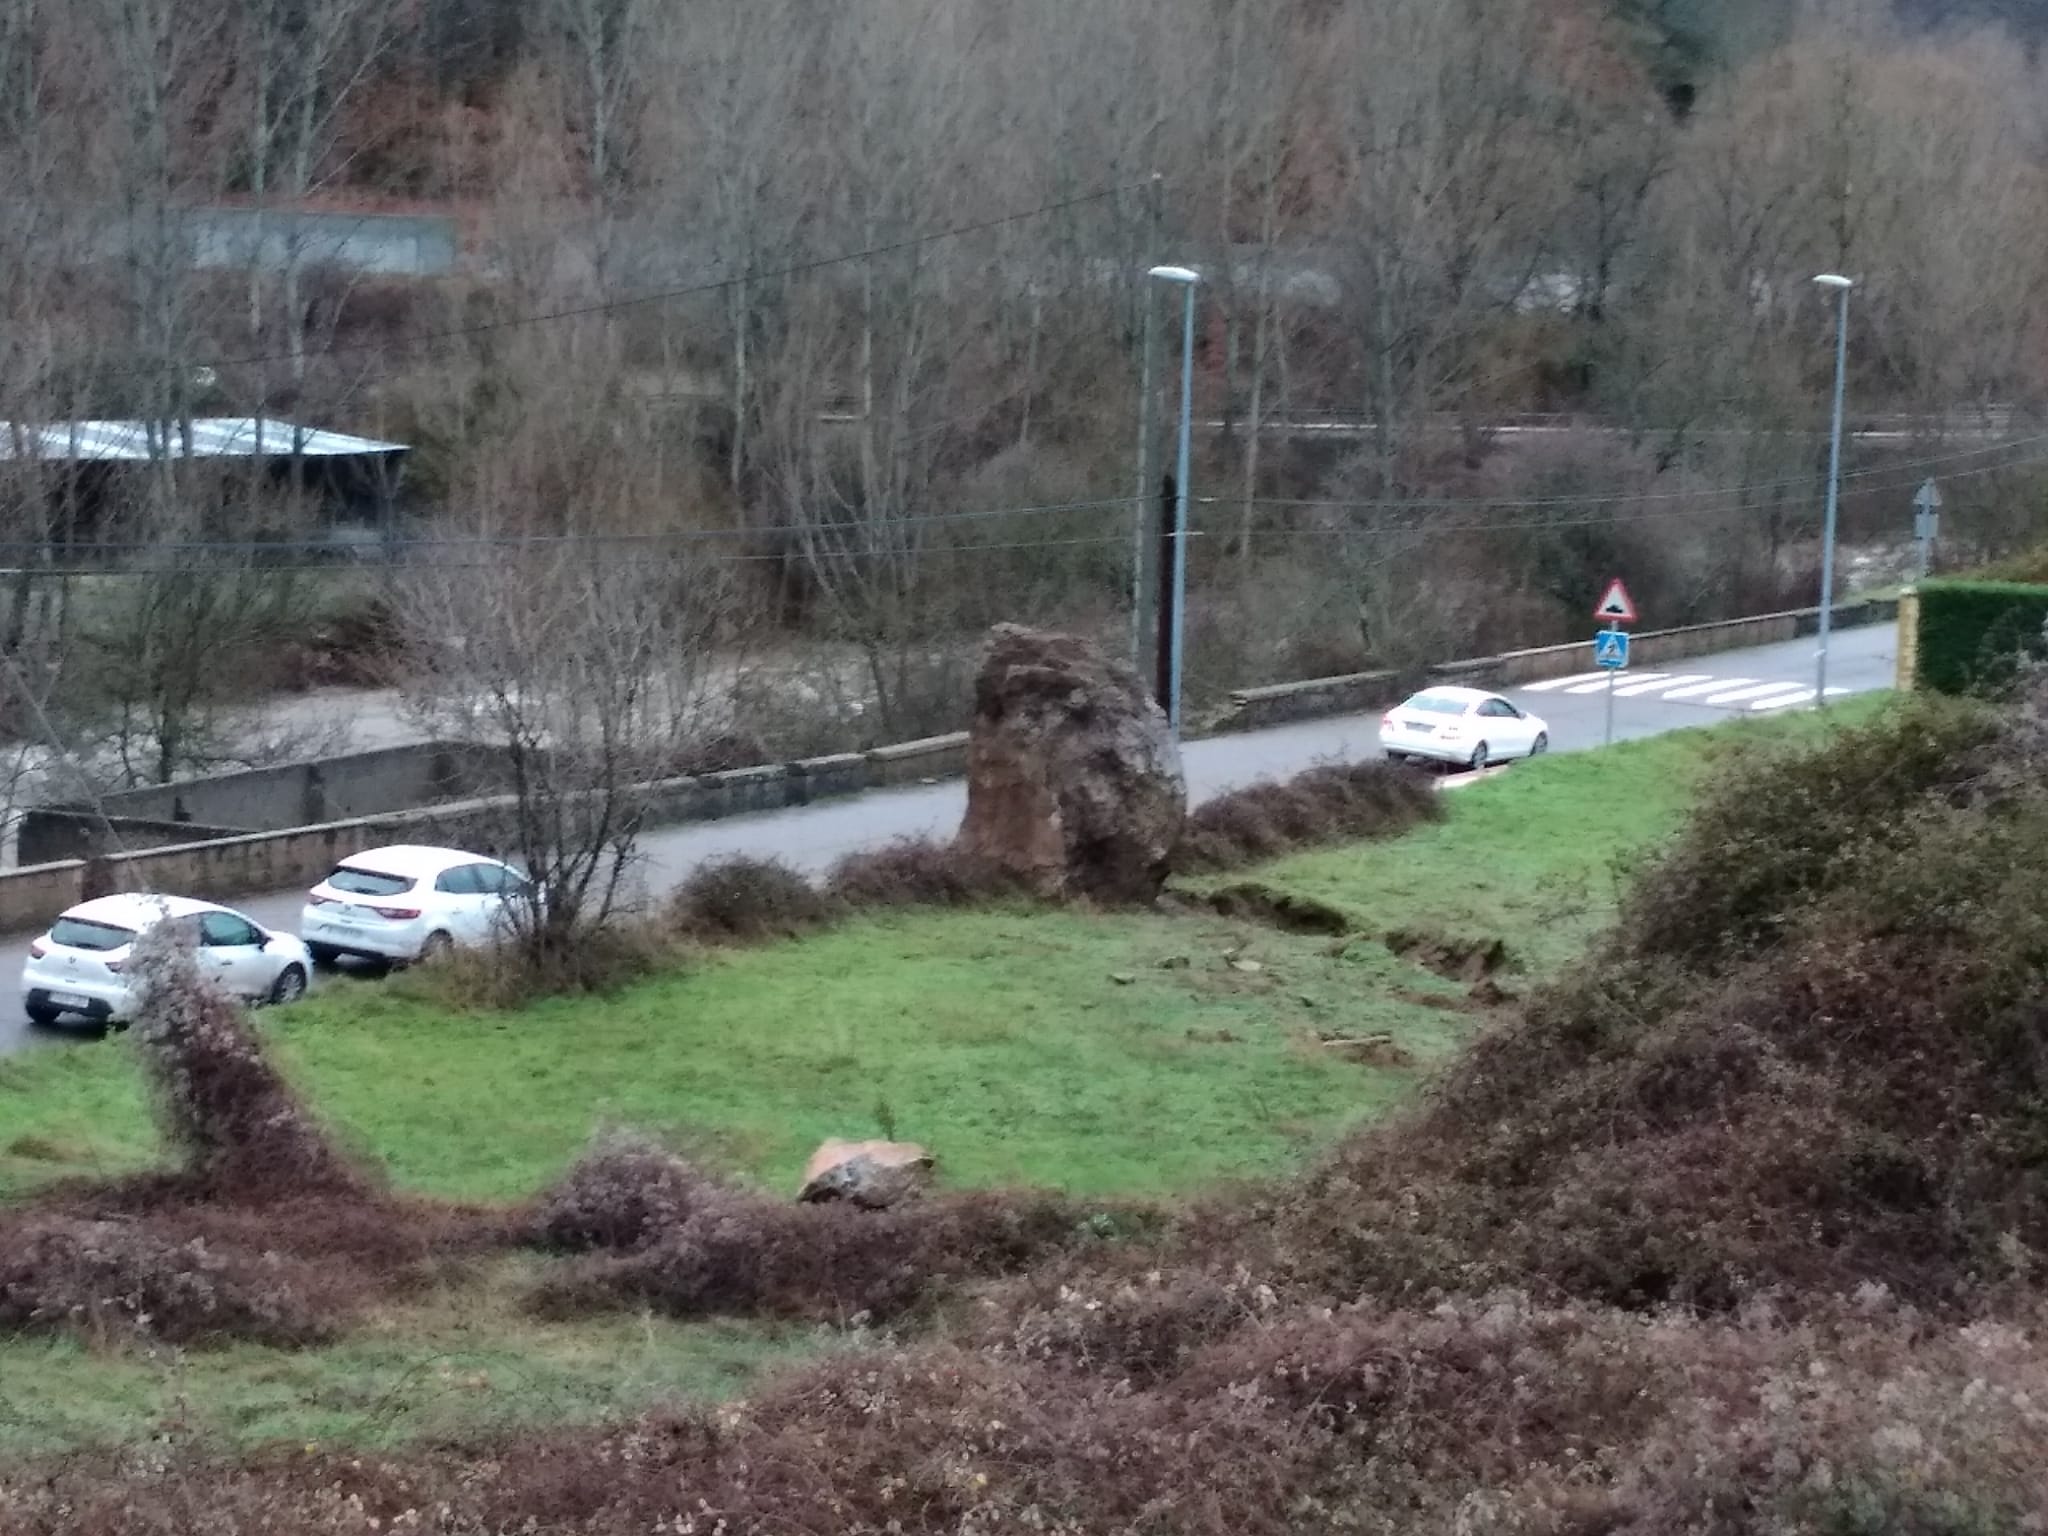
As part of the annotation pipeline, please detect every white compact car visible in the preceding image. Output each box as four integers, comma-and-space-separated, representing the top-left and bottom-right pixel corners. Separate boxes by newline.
299, 845, 533, 965
1379, 686, 1550, 769
22, 893, 314, 1027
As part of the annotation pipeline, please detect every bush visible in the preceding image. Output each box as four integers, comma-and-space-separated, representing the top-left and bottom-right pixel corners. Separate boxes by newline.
1913, 578, 2048, 694
667, 856, 841, 944
0, 1215, 332, 1346
411, 921, 674, 1009
1176, 760, 1440, 874
1000, 1264, 1281, 1384
1617, 693, 1998, 971
826, 837, 1031, 908
129, 930, 367, 1203
535, 1188, 1080, 1324
1230, 689, 2048, 1312
532, 1132, 716, 1252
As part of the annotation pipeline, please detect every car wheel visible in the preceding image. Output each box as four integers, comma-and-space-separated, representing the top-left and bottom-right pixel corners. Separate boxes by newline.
1469, 741, 1490, 770
417, 931, 455, 964
1529, 732, 1549, 757
267, 965, 308, 1006
24, 1001, 62, 1026
307, 942, 342, 967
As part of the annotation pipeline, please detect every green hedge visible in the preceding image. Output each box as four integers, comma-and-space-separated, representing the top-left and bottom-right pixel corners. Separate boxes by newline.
1915, 579, 2048, 695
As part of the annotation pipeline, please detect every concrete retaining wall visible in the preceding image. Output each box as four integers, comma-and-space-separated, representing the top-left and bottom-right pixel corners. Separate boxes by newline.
0, 733, 973, 930
45, 741, 501, 832
18, 814, 248, 867
0, 598, 1894, 930
1211, 599, 1899, 732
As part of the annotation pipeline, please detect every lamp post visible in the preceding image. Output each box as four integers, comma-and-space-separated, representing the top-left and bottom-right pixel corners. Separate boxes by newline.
1814, 273, 1854, 705
1148, 264, 1200, 734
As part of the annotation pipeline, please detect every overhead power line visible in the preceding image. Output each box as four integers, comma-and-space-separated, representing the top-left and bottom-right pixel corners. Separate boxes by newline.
1227, 429, 2048, 514
9, 429, 2047, 570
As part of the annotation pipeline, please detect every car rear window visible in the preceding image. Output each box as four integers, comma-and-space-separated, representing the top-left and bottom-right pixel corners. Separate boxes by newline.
326, 866, 416, 898
1407, 696, 1471, 715
50, 917, 135, 951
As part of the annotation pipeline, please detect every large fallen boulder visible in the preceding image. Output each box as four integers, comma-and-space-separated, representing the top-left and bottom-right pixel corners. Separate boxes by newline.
957, 624, 1185, 902
797, 1140, 935, 1209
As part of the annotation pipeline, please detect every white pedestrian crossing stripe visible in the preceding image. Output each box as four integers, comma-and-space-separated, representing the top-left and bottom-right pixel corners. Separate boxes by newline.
1699, 680, 1814, 706
1613, 672, 1711, 697
1659, 676, 1756, 701
1519, 671, 1610, 693
1513, 670, 1855, 711
1562, 671, 1670, 694
1746, 687, 1849, 711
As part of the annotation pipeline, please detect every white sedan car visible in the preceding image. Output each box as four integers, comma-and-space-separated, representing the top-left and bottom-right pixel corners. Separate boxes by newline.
299, 844, 533, 965
1379, 686, 1550, 769
23, 893, 314, 1027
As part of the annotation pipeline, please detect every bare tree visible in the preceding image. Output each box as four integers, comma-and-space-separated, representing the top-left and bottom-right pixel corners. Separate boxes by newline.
1329, 0, 1572, 492
238, 0, 404, 382
396, 541, 729, 959
642, 0, 813, 500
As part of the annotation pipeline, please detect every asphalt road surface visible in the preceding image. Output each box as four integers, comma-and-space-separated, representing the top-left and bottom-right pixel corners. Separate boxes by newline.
0, 621, 1896, 1057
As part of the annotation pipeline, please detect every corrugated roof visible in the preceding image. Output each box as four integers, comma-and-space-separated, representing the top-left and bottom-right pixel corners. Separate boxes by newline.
0, 417, 406, 462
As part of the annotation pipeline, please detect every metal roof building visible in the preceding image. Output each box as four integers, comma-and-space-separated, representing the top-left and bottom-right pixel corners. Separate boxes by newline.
0, 417, 405, 462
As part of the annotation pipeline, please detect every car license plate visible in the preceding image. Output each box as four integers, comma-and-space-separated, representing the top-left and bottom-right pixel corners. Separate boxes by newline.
47, 992, 91, 1010
1404, 723, 1435, 735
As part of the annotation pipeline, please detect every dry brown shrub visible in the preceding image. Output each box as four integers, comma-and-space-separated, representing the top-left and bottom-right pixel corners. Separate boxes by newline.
666, 856, 841, 944
825, 837, 1031, 908
412, 920, 674, 1009
534, 1188, 1080, 1324
531, 1131, 716, 1252
1176, 759, 1439, 873
16, 1298, 2048, 1534
128, 928, 367, 1203
0, 1215, 332, 1346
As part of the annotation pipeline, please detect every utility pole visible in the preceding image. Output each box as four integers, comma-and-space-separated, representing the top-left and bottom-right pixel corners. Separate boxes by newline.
1150, 264, 1202, 734
1913, 478, 1942, 581
1813, 273, 1853, 706
1131, 173, 1166, 680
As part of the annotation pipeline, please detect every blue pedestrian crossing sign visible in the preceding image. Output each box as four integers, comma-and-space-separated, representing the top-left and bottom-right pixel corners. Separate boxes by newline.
1593, 628, 1630, 670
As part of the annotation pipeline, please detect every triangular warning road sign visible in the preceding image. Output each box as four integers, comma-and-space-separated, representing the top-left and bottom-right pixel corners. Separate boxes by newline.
1594, 578, 1638, 624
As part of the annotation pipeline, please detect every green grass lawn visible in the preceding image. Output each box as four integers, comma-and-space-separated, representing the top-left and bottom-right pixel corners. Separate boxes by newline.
3, 905, 1474, 1205
1223, 702, 1880, 976
0, 700, 1888, 1455
0, 1256, 829, 1456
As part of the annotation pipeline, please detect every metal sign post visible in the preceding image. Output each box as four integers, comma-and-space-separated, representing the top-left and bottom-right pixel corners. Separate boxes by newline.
1592, 578, 1636, 749
1593, 627, 1631, 746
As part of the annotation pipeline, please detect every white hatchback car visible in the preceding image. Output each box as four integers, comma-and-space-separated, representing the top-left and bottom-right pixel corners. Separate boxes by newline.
299, 845, 533, 965
1379, 686, 1550, 769
22, 893, 314, 1027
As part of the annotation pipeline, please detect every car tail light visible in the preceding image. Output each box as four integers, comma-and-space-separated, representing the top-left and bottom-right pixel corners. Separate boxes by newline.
371, 906, 421, 921
1380, 713, 1393, 728
104, 959, 125, 973
28, 939, 45, 958
307, 892, 335, 907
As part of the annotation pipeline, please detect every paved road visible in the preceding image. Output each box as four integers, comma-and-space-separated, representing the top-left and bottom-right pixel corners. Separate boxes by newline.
1, 622, 1896, 1056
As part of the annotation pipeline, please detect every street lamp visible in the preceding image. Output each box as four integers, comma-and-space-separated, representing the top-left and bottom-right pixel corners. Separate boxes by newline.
1149, 264, 1200, 735
1814, 273, 1853, 705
